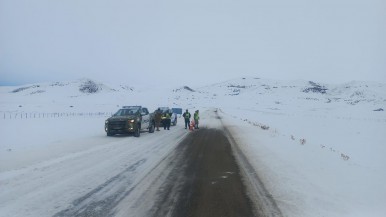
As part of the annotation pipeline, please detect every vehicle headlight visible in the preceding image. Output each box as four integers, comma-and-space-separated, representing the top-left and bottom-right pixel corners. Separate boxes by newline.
128, 119, 135, 123
105, 120, 109, 124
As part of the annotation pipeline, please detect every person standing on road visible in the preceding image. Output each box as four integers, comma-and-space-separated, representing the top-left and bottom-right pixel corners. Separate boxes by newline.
154, 108, 162, 131
163, 112, 171, 130
194, 110, 200, 129
182, 109, 191, 129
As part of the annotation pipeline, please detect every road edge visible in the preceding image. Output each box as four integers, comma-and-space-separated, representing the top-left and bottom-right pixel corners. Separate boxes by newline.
217, 110, 283, 217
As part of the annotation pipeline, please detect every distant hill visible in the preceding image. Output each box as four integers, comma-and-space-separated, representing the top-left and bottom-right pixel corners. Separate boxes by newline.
6, 78, 131, 96
170, 77, 386, 112
0, 77, 385, 114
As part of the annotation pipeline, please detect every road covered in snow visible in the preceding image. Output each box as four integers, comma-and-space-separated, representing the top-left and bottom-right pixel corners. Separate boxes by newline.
0, 109, 281, 217
0, 113, 189, 216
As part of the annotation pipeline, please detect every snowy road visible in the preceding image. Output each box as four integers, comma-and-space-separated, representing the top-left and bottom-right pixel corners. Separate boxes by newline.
1, 110, 280, 217
0, 120, 188, 217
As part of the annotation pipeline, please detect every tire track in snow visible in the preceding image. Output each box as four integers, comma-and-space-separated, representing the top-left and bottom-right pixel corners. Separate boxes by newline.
53, 159, 146, 217
52, 128, 189, 217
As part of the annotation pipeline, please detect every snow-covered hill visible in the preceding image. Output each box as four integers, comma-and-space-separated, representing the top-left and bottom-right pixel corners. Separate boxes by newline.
7, 78, 117, 95
171, 77, 386, 113
0, 78, 137, 113
1, 77, 384, 115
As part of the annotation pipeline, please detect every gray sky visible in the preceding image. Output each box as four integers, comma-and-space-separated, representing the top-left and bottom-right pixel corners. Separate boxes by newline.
1, 0, 385, 87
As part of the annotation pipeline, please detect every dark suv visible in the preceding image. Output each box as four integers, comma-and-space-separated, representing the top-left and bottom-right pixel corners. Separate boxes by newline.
105, 106, 155, 137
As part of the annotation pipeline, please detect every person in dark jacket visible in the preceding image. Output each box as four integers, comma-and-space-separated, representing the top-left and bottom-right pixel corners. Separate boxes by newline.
154, 108, 162, 131
182, 109, 191, 129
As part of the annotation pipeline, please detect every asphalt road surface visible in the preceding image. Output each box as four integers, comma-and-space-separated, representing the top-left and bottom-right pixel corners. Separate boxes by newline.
150, 128, 256, 217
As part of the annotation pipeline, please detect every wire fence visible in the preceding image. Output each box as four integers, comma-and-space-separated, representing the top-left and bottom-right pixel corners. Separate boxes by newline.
1, 112, 113, 120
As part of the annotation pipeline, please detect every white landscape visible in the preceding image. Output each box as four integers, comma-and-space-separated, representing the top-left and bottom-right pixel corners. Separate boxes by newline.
0, 77, 385, 217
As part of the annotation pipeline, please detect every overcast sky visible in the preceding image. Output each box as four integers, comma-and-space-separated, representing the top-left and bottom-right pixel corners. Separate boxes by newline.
1, 0, 385, 87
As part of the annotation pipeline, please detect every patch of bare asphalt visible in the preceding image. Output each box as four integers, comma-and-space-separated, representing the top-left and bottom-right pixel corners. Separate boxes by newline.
149, 128, 257, 217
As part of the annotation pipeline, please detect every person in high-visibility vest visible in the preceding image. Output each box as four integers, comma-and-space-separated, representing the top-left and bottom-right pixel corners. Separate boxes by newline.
182, 109, 191, 129
194, 110, 200, 129
163, 112, 171, 130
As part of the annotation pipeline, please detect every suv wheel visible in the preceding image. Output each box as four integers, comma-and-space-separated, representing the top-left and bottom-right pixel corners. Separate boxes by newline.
107, 131, 114, 136
149, 122, 155, 133
134, 126, 140, 137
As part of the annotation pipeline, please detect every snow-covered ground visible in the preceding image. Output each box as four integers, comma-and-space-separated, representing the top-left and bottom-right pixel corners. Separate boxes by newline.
1, 77, 385, 216
0, 115, 190, 217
